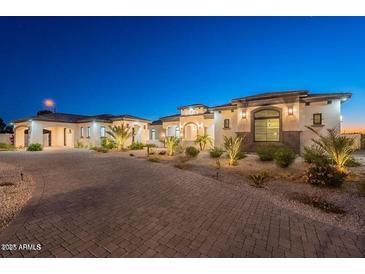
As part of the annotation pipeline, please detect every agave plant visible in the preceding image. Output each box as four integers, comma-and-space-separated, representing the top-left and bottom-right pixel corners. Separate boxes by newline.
194, 134, 213, 151
224, 135, 244, 166
165, 136, 180, 156
307, 127, 355, 172
106, 124, 132, 151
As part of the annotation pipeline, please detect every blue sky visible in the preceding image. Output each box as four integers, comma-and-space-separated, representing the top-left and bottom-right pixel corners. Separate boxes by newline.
0, 17, 364, 130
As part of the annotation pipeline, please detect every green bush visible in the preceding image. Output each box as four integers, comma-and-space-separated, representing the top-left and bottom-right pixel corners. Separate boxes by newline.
185, 146, 200, 158
129, 142, 144, 150
209, 147, 224, 158
0, 143, 15, 151
27, 143, 43, 151
305, 163, 346, 188
303, 145, 331, 165
274, 147, 296, 168
101, 137, 116, 150
91, 146, 109, 153
257, 145, 278, 161
345, 156, 362, 167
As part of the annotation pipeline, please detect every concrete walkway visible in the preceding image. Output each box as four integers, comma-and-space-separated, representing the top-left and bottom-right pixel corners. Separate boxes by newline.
0, 150, 364, 257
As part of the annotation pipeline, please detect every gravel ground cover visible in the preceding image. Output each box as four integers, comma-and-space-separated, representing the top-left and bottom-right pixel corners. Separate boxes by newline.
0, 162, 34, 232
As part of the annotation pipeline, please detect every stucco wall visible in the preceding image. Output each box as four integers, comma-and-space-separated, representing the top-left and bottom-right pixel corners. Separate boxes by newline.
299, 99, 341, 152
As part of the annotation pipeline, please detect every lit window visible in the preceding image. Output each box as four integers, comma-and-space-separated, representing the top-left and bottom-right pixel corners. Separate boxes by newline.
254, 109, 280, 142
151, 129, 156, 140
87, 127, 91, 138
313, 113, 322, 125
100, 126, 105, 137
224, 119, 230, 129
175, 126, 180, 137
80, 127, 84, 138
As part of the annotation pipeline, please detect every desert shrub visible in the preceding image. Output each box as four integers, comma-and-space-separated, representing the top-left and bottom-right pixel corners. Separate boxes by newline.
224, 135, 244, 166
27, 143, 43, 151
274, 147, 296, 168
303, 145, 331, 165
91, 146, 108, 153
345, 156, 362, 167
257, 145, 278, 161
165, 136, 180, 156
290, 192, 345, 214
185, 146, 200, 158
0, 143, 15, 151
106, 125, 131, 150
129, 141, 144, 150
145, 144, 156, 156
209, 147, 224, 158
304, 163, 346, 188
129, 153, 135, 157
307, 127, 355, 172
195, 134, 213, 151
248, 172, 269, 188
158, 150, 167, 155
75, 141, 86, 148
101, 137, 116, 150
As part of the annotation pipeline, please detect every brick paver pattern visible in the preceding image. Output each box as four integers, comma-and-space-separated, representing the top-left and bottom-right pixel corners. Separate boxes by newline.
0, 151, 364, 258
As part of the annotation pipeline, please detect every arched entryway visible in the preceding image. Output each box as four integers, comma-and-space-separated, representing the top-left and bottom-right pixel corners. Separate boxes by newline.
183, 122, 198, 141
15, 126, 29, 147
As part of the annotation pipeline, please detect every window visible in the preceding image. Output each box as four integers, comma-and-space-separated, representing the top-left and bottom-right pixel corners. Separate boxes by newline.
175, 126, 180, 137
327, 100, 332, 104
313, 113, 322, 125
87, 127, 91, 138
80, 127, 84, 138
305, 102, 310, 106
151, 129, 156, 140
100, 126, 105, 137
254, 109, 280, 142
224, 119, 230, 129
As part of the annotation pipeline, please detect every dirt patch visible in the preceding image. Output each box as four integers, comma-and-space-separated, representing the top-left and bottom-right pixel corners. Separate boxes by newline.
0, 162, 35, 232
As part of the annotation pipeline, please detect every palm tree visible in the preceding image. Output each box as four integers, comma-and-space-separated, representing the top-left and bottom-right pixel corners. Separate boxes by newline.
165, 136, 180, 156
106, 125, 132, 151
307, 127, 355, 172
195, 134, 213, 151
224, 135, 244, 166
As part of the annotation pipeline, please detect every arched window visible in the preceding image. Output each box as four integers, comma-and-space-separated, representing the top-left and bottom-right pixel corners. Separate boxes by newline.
254, 109, 280, 142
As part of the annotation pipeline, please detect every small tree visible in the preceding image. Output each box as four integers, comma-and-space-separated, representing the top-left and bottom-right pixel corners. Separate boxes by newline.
224, 135, 244, 166
307, 127, 355, 172
106, 125, 132, 151
165, 136, 180, 156
195, 134, 213, 151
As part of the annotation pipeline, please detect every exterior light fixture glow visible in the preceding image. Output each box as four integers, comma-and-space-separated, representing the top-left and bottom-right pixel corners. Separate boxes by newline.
288, 106, 294, 116
340, 115, 343, 122
44, 99, 55, 108
241, 110, 247, 119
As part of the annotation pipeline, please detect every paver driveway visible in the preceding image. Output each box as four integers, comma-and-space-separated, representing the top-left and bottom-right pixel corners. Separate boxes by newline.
0, 150, 364, 258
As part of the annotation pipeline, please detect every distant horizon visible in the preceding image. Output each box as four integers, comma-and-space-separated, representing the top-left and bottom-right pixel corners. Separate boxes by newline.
0, 17, 364, 132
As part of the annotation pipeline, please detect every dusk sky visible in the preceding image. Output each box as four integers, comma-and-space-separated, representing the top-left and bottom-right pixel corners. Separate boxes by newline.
0, 17, 364, 131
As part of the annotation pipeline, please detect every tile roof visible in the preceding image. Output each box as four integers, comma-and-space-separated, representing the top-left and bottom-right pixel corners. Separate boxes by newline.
13, 112, 151, 124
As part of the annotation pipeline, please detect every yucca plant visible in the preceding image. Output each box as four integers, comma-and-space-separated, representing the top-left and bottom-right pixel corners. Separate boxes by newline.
165, 136, 180, 156
307, 127, 355, 172
106, 124, 132, 151
194, 134, 213, 151
224, 135, 244, 166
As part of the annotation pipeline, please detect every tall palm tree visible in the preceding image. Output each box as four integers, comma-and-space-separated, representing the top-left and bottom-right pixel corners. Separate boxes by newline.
195, 134, 213, 151
307, 127, 355, 172
106, 125, 132, 151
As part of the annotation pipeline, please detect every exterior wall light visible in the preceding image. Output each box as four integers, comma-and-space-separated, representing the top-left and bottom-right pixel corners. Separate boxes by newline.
288, 106, 294, 116
340, 115, 343, 122
241, 110, 247, 119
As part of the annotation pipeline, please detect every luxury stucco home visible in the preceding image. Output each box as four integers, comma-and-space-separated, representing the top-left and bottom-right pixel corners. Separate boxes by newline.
149, 90, 351, 153
13, 90, 351, 152
13, 113, 150, 148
